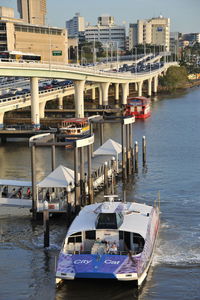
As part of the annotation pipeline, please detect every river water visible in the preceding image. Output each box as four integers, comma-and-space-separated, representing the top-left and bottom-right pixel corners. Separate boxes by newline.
0, 87, 200, 300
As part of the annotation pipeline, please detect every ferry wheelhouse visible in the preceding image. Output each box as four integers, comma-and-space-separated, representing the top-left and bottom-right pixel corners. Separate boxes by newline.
125, 97, 151, 119
59, 118, 90, 142
56, 196, 160, 287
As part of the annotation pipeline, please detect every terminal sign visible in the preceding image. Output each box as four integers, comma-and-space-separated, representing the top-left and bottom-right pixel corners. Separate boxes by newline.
52, 50, 62, 56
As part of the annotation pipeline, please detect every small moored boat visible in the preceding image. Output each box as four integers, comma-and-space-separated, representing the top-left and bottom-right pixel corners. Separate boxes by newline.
59, 118, 90, 142
56, 195, 160, 287
125, 96, 151, 119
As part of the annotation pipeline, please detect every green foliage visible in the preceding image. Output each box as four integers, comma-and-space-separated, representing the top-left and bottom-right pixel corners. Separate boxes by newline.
78, 41, 106, 62
159, 66, 188, 91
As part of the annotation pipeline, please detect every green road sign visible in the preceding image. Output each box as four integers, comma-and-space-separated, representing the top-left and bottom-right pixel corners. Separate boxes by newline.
52, 50, 62, 56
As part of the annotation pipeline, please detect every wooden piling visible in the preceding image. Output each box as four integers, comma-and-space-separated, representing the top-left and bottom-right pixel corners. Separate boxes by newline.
132, 147, 135, 174
43, 200, 49, 248
90, 122, 94, 156
99, 122, 104, 146
80, 147, 85, 206
31, 144, 37, 220
104, 161, 108, 194
142, 136, 147, 166
110, 157, 116, 194
121, 122, 127, 180
51, 134, 56, 171
111, 157, 116, 185
74, 146, 80, 208
128, 123, 134, 174
134, 141, 139, 173
126, 125, 132, 176
66, 186, 72, 225
87, 144, 93, 204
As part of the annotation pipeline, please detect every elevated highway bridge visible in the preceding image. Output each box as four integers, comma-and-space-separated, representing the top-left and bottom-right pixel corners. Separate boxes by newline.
0, 57, 177, 128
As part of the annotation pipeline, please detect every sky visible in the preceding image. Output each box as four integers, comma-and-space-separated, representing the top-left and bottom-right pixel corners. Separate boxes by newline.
1, 0, 200, 33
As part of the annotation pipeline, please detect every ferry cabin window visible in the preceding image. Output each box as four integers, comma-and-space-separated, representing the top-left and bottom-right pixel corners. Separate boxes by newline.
119, 231, 124, 240
85, 230, 96, 240
68, 232, 82, 243
132, 233, 145, 251
96, 213, 117, 229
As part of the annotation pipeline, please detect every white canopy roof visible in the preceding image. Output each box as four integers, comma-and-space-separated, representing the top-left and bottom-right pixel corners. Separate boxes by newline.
37, 165, 77, 188
93, 139, 122, 157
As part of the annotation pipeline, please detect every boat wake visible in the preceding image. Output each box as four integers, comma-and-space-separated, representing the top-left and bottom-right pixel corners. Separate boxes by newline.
152, 222, 200, 267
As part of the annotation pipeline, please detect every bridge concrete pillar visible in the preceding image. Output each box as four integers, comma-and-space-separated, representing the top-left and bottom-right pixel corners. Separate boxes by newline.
92, 87, 96, 101
138, 81, 143, 97
122, 82, 129, 105
0, 112, 4, 129
135, 82, 138, 91
58, 95, 63, 109
153, 75, 158, 94
148, 78, 152, 97
31, 77, 40, 129
74, 80, 85, 118
114, 83, 119, 101
39, 101, 46, 118
101, 82, 110, 106
98, 85, 102, 105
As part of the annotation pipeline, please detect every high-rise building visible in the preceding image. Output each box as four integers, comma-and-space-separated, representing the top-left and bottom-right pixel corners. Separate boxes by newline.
17, 0, 46, 25
129, 16, 170, 51
85, 16, 126, 50
66, 13, 85, 38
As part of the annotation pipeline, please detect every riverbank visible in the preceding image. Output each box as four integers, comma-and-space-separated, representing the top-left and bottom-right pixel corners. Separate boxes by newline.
157, 79, 200, 94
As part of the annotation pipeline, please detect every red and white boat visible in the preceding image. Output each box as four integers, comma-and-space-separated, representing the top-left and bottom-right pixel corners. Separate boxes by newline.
125, 97, 151, 119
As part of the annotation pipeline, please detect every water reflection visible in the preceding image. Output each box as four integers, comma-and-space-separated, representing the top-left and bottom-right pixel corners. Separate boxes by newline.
56, 280, 140, 300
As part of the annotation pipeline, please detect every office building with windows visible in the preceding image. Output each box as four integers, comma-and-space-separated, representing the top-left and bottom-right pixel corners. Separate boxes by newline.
129, 16, 170, 51
85, 16, 126, 50
66, 13, 85, 38
17, 0, 46, 25
0, 6, 68, 63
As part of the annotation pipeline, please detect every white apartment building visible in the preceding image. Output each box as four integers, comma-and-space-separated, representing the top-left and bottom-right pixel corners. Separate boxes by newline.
129, 16, 170, 51
66, 13, 85, 37
85, 16, 126, 50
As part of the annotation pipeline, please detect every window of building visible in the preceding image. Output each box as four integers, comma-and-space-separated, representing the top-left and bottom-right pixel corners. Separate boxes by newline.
0, 34, 7, 41
0, 23, 6, 31
0, 45, 7, 51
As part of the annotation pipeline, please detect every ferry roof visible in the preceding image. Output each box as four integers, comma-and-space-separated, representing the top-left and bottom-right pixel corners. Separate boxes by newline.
127, 96, 150, 105
0, 179, 32, 187
67, 201, 153, 239
62, 118, 88, 124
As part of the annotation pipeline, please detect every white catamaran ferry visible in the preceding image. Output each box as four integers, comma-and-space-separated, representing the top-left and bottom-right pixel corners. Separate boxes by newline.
56, 196, 160, 287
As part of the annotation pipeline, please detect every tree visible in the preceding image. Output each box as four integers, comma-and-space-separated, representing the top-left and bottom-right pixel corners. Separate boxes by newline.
159, 66, 188, 91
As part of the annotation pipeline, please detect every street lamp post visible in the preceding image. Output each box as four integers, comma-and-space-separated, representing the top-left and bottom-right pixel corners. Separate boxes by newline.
106, 44, 109, 64
116, 41, 119, 66
133, 47, 137, 74
93, 34, 96, 64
